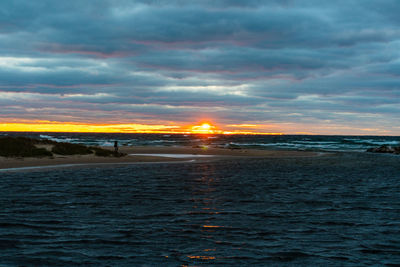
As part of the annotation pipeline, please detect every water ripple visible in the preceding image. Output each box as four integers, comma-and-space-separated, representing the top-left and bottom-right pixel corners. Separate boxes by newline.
1, 153, 400, 265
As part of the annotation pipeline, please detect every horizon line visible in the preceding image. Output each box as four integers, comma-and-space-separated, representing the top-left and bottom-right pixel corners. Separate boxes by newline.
2, 130, 400, 137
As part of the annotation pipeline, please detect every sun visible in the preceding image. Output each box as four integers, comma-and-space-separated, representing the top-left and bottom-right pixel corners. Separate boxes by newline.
200, 123, 211, 130
190, 122, 216, 134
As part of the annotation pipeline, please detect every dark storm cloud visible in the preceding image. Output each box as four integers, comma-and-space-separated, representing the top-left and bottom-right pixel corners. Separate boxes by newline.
1, 0, 400, 133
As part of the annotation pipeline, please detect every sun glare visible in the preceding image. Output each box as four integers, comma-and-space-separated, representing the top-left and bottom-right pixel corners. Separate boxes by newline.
190, 122, 216, 134
201, 123, 211, 130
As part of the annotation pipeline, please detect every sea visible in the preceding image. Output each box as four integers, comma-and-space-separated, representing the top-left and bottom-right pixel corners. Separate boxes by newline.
1, 132, 400, 266
2, 132, 400, 152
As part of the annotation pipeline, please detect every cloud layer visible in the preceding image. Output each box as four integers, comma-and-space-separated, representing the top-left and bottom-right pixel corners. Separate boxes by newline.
1, 0, 400, 134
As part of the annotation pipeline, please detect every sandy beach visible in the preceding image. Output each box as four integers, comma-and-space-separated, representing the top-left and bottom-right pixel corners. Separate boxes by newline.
0, 145, 323, 170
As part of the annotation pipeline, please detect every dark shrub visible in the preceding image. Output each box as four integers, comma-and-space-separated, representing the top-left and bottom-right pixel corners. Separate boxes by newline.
91, 147, 115, 157
31, 147, 53, 157
39, 139, 58, 145
0, 136, 126, 158
0, 137, 53, 157
52, 142, 93, 155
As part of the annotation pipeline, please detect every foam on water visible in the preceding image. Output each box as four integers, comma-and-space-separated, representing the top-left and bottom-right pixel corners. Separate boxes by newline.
6, 132, 400, 152
39, 134, 79, 144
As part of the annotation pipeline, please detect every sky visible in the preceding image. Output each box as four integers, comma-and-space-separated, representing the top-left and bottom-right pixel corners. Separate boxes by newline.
1, 0, 400, 135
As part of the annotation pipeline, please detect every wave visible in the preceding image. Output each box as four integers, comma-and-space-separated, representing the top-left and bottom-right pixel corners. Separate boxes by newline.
9, 133, 400, 152
226, 142, 369, 152
343, 138, 400, 146
39, 134, 80, 144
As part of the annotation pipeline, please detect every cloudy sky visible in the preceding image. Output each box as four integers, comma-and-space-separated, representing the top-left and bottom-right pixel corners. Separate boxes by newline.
1, 0, 400, 134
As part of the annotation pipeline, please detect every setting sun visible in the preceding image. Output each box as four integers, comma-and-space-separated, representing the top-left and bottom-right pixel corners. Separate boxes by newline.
190, 122, 217, 134
201, 123, 211, 130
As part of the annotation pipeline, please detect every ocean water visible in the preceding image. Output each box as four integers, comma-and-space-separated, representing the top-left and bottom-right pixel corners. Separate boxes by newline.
1, 152, 400, 266
2, 132, 400, 152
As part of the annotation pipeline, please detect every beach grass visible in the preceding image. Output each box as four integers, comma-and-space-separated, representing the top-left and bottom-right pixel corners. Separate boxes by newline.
51, 142, 93, 155
0, 137, 53, 157
91, 146, 121, 157
0, 136, 123, 158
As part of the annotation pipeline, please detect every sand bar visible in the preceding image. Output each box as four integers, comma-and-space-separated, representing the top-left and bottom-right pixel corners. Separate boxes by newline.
0, 146, 324, 170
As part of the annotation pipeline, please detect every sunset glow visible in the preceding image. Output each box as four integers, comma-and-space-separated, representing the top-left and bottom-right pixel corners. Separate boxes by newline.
190, 123, 217, 134
0, 121, 284, 135
201, 123, 211, 130
0, 122, 181, 133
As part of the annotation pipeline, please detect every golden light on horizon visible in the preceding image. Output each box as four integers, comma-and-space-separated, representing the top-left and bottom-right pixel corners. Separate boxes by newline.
201, 123, 211, 130
0, 120, 284, 135
0, 121, 181, 133
189, 122, 219, 134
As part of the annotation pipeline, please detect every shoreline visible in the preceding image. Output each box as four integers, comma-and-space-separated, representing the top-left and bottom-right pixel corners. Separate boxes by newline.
0, 146, 327, 171
0, 160, 200, 172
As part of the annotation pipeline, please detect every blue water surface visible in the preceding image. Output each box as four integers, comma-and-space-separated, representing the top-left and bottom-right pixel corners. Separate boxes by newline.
1, 152, 400, 266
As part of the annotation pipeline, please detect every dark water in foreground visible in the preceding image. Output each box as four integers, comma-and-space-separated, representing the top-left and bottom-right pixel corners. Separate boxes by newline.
1, 153, 400, 266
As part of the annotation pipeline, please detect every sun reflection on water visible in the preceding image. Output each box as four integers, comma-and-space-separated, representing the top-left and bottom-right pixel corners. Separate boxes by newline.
202, 225, 223, 228
183, 164, 223, 263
